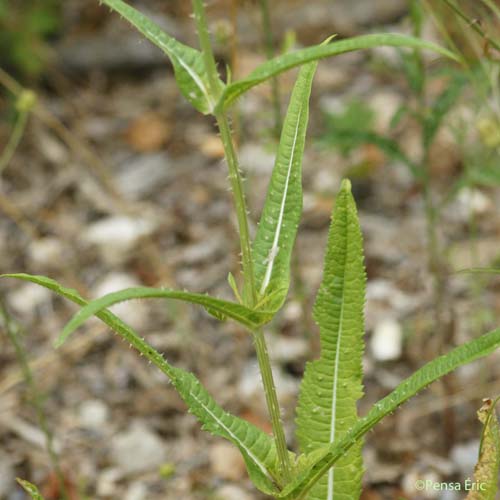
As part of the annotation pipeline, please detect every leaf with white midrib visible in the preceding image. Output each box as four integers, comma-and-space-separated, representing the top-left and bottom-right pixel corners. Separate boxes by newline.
53, 286, 275, 346
281, 327, 500, 499
1, 273, 281, 495
295, 179, 365, 500
252, 61, 318, 308
100, 0, 224, 114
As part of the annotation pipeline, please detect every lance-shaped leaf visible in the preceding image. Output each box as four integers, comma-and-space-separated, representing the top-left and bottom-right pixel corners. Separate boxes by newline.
16, 479, 46, 500
280, 327, 500, 499
219, 33, 458, 109
53, 285, 275, 346
1, 273, 282, 495
100, 0, 224, 114
1, 276, 272, 344
252, 62, 318, 307
466, 398, 500, 500
295, 179, 366, 500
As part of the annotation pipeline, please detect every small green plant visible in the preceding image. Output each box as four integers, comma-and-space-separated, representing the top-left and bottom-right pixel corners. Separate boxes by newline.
3, 1, 499, 499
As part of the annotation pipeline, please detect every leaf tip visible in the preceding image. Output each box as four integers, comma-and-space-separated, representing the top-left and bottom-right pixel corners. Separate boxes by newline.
340, 178, 352, 193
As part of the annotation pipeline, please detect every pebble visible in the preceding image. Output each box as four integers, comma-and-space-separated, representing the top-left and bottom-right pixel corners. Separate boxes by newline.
0, 452, 14, 497
79, 399, 109, 429
110, 421, 167, 475
214, 484, 253, 500
8, 283, 52, 317
239, 143, 275, 175
115, 153, 173, 200
370, 317, 403, 361
268, 335, 308, 363
209, 442, 247, 481
82, 215, 157, 264
124, 481, 148, 500
96, 468, 122, 497
454, 188, 492, 219
28, 237, 66, 268
92, 273, 147, 330
449, 440, 480, 476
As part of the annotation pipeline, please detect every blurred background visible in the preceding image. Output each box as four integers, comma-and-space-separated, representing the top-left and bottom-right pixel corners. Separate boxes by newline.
0, 0, 499, 499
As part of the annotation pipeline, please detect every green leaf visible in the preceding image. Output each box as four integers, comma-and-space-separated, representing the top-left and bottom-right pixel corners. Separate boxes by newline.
469, 164, 500, 187
16, 479, 46, 500
219, 33, 458, 109
252, 61, 318, 307
56, 286, 276, 346
100, 0, 224, 114
2, 274, 281, 495
170, 365, 282, 494
281, 327, 500, 499
456, 268, 500, 275
466, 398, 500, 500
295, 179, 366, 500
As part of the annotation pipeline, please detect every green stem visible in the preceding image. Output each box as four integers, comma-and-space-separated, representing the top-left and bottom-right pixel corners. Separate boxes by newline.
442, 0, 500, 52
254, 328, 292, 483
0, 110, 28, 175
191, 0, 292, 483
0, 299, 69, 500
216, 112, 257, 305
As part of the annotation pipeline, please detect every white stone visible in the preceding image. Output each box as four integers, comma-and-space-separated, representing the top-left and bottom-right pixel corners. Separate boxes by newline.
79, 399, 109, 429
370, 317, 403, 361
124, 482, 148, 500
116, 153, 172, 201
28, 237, 65, 267
268, 335, 308, 363
450, 440, 480, 476
455, 188, 492, 219
239, 143, 275, 174
82, 215, 157, 263
0, 452, 14, 497
96, 468, 122, 496
92, 273, 147, 330
110, 421, 167, 475
214, 485, 253, 500
8, 283, 52, 316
